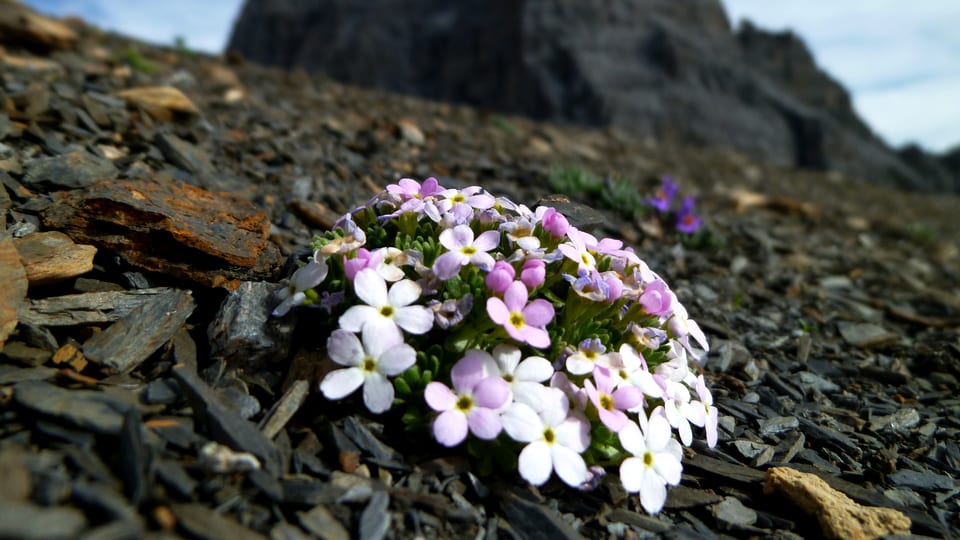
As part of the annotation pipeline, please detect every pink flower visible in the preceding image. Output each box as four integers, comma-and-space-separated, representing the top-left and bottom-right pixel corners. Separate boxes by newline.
344, 248, 383, 281
583, 367, 643, 432
520, 259, 546, 289
485, 261, 515, 293
639, 280, 672, 316
424, 353, 510, 447
541, 207, 569, 238
486, 281, 555, 348
432, 225, 500, 280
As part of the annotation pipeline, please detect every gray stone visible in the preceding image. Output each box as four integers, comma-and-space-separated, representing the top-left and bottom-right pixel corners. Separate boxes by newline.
359, 491, 391, 540
888, 469, 957, 491
0, 501, 87, 539
24, 151, 116, 190
838, 322, 899, 348
711, 497, 757, 530
869, 408, 921, 433
208, 282, 295, 370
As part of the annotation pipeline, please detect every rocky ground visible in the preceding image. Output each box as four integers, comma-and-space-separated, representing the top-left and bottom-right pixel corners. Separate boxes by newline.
1, 5, 959, 540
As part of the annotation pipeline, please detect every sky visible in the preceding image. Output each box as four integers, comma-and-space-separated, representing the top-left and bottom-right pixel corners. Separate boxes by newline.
22, 0, 960, 154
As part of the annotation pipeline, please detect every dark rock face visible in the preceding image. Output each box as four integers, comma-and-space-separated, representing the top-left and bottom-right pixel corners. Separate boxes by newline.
227, 0, 959, 193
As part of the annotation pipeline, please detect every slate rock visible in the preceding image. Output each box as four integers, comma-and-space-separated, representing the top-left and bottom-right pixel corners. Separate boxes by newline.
115, 86, 200, 121
18, 287, 182, 327
888, 469, 957, 491
0, 501, 87, 540
13, 231, 97, 286
42, 179, 282, 288
359, 491, 391, 540
711, 497, 758, 530
499, 491, 581, 540
82, 288, 195, 374
208, 281, 295, 370
24, 150, 117, 190
12, 380, 133, 435
171, 503, 267, 540
298, 505, 349, 540
0, 233, 28, 349
838, 322, 899, 348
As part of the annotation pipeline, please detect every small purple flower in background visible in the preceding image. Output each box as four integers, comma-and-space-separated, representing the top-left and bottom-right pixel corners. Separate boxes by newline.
486, 281, 555, 348
427, 295, 474, 330
647, 176, 677, 213
425, 353, 511, 446
319, 325, 416, 413
540, 207, 569, 238
520, 259, 546, 289
675, 196, 702, 234
485, 261, 516, 293
433, 225, 500, 280
583, 367, 643, 432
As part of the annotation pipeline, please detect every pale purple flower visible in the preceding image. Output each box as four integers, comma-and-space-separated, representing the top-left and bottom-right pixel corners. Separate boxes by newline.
272, 258, 329, 316
319, 214, 366, 256
485, 261, 515, 293
500, 217, 540, 251
565, 338, 613, 376
501, 388, 590, 487
550, 372, 588, 412
427, 294, 473, 329
520, 259, 546, 289
629, 324, 668, 352
564, 269, 609, 302
557, 227, 597, 271
319, 325, 416, 413
656, 380, 701, 446
668, 303, 710, 360
618, 413, 683, 514
319, 290, 345, 314
647, 176, 677, 213
540, 207, 569, 238
639, 280, 673, 316
344, 248, 383, 281
375, 247, 419, 282
486, 281, 555, 348
617, 344, 664, 403
583, 367, 643, 432
695, 374, 719, 448
437, 186, 496, 216
676, 196, 702, 234
386, 177, 443, 214
424, 353, 510, 446
433, 225, 500, 280
339, 268, 433, 336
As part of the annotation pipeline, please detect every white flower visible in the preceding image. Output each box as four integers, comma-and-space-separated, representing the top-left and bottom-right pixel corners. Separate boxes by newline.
319, 325, 416, 413
489, 344, 553, 402
272, 257, 328, 316
339, 268, 434, 336
501, 388, 590, 487
618, 413, 683, 514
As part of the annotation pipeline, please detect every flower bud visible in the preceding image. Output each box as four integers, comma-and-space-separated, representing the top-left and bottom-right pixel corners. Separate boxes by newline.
520, 258, 546, 289
485, 261, 515, 293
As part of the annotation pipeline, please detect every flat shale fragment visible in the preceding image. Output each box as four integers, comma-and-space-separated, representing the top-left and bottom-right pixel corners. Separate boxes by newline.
41, 179, 282, 288
0, 233, 28, 349
14, 231, 96, 285
82, 288, 195, 374
764, 467, 910, 540
115, 86, 200, 120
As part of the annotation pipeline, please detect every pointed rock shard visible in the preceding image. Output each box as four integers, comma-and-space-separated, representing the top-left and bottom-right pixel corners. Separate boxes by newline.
764, 467, 910, 540
116, 86, 200, 121
0, 233, 27, 350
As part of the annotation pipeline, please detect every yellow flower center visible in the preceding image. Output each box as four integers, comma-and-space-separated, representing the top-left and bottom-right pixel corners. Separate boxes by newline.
380, 306, 394, 317
509, 312, 525, 329
543, 428, 556, 444
599, 394, 614, 411
456, 395, 473, 412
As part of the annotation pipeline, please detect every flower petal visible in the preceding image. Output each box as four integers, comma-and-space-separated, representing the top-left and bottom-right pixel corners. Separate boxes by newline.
319, 368, 364, 400
518, 441, 552, 486
551, 444, 588, 487
619, 457, 644, 493
433, 251, 465, 280
639, 469, 668, 514
473, 376, 510, 409
451, 352, 487, 392
501, 403, 542, 443
514, 356, 552, 382
522, 299, 555, 327
377, 343, 416, 376
433, 410, 468, 447
521, 325, 550, 349
469, 251, 495, 272
492, 344, 522, 375
467, 407, 502, 440
327, 329, 364, 367
503, 281, 529, 312
353, 268, 388, 307
362, 372, 394, 413
424, 382, 456, 412
338, 305, 378, 333
612, 386, 643, 411
473, 230, 501, 252
360, 323, 402, 359
387, 279, 422, 307
394, 305, 434, 335
653, 452, 682, 486
554, 415, 591, 453
486, 297, 509, 325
